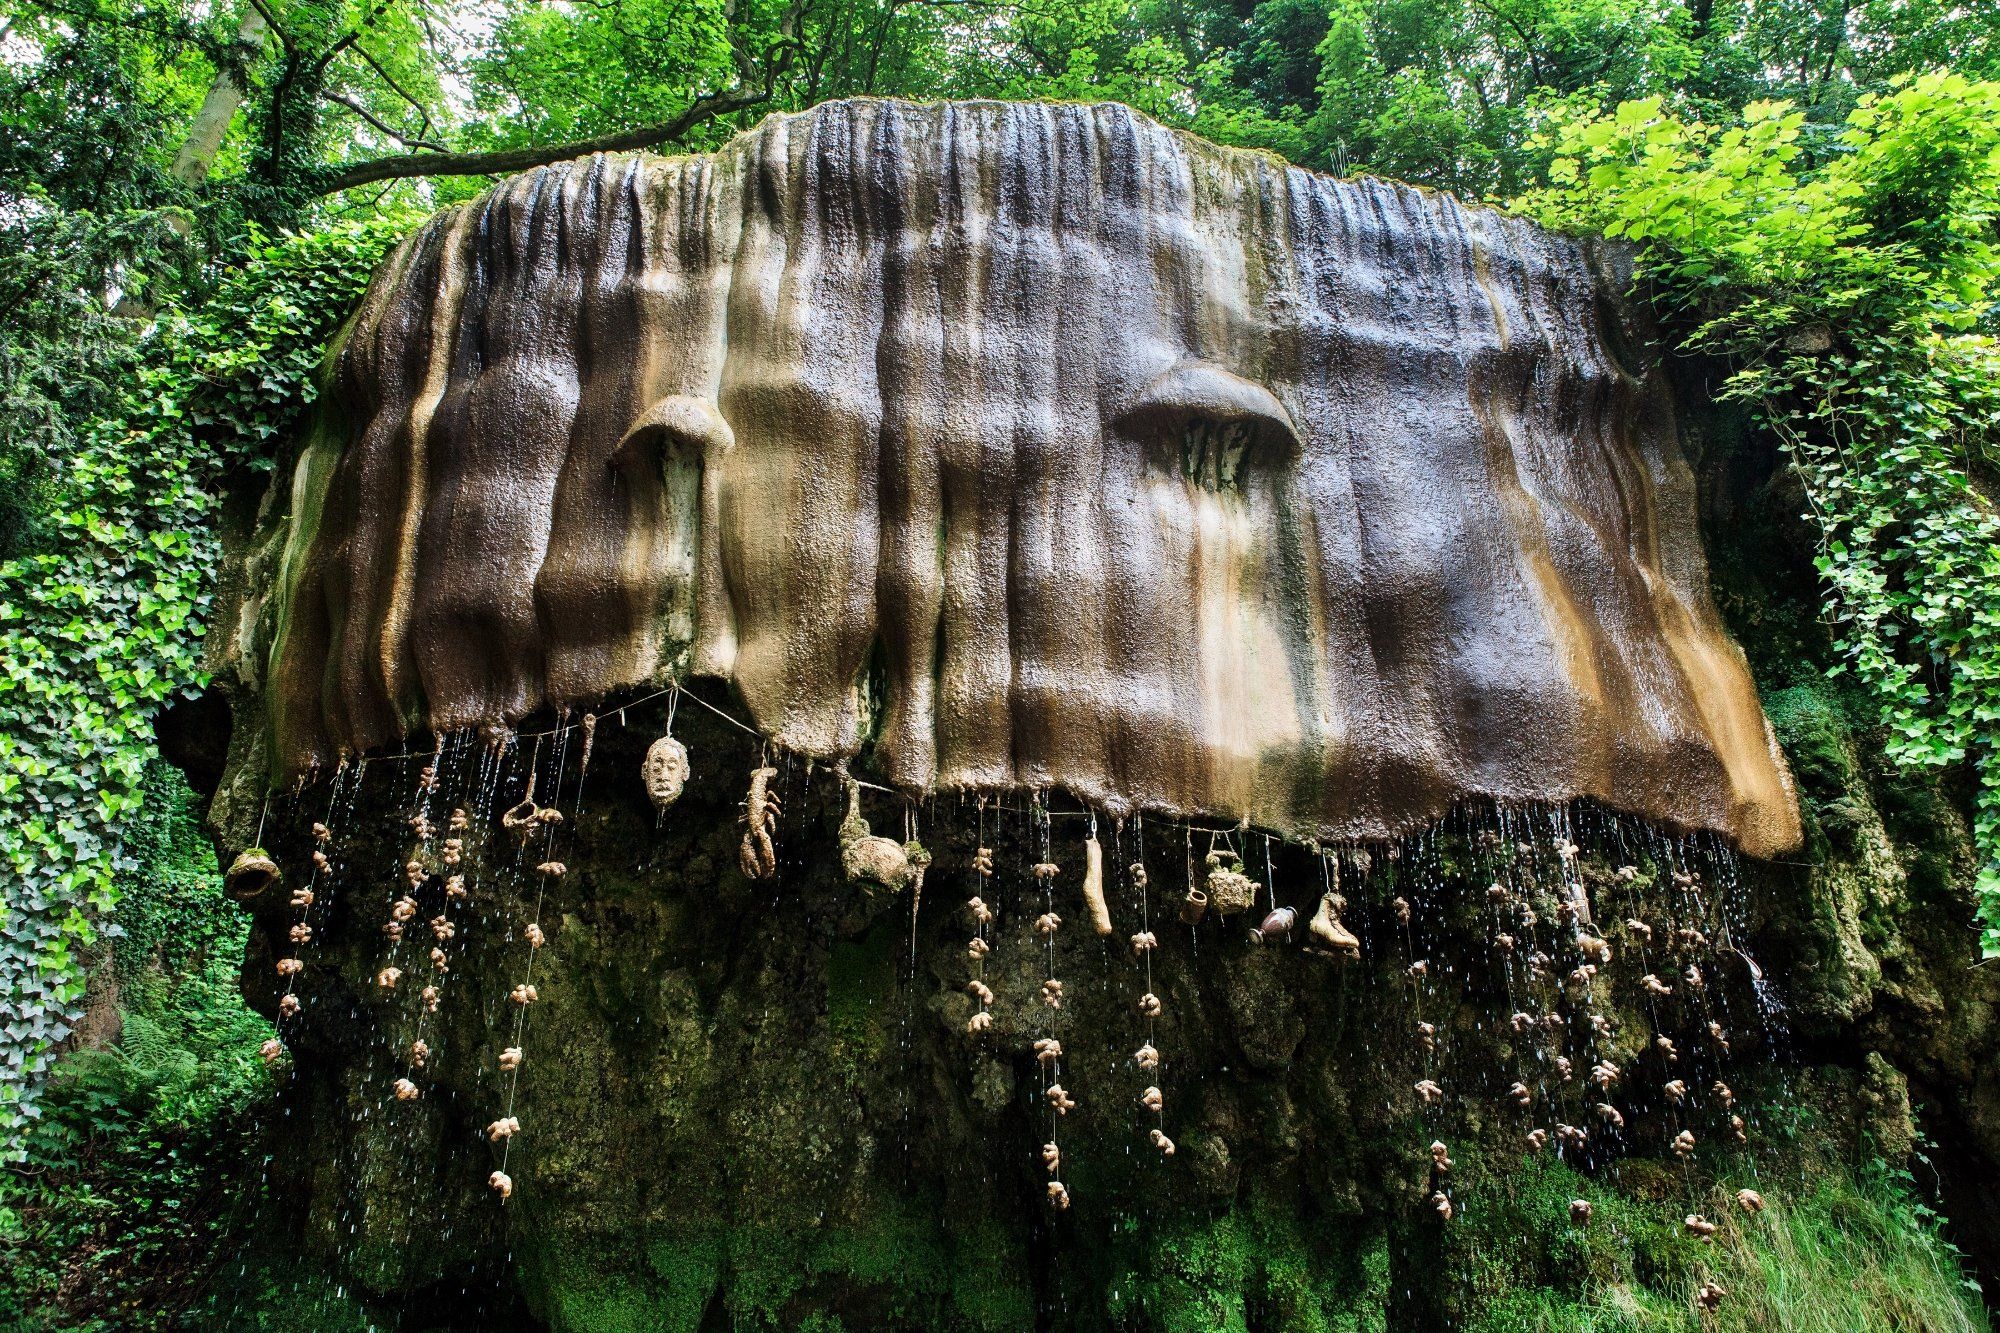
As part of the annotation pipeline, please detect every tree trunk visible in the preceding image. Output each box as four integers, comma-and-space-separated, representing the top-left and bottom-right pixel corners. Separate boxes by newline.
172, 6, 269, 188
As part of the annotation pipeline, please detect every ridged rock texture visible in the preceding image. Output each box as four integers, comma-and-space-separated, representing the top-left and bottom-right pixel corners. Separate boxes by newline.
256, 97, 1799, 857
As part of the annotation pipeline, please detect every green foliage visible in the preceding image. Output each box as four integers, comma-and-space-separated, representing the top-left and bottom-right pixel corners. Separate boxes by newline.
0, 217, 411, 1145
1517, 73, 2000, 951
0, 764, 277, 1330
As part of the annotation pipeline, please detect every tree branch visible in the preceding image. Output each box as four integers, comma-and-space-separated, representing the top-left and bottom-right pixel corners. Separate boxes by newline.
322, 91, 448, 151
312, 86, 763, 193
314, 0, 808, 196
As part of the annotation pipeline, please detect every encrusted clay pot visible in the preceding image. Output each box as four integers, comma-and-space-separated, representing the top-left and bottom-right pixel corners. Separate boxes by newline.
226, 849, 280, 901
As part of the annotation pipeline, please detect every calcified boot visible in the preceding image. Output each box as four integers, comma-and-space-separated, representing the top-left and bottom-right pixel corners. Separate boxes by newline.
1307, 892, 1361, 959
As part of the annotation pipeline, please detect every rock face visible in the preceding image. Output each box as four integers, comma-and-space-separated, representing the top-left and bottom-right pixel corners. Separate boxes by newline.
248, 97, 1798, 858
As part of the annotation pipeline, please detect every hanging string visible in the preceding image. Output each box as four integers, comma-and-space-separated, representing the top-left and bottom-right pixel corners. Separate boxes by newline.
487, 728, 572, 1201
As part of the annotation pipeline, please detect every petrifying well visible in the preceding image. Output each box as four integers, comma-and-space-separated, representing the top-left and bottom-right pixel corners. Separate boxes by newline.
244, 97, 1800, 856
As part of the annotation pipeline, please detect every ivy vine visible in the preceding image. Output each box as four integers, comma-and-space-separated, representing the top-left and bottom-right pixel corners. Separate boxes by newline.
0, 218, 410, 1148
1521, 73, 2000, 950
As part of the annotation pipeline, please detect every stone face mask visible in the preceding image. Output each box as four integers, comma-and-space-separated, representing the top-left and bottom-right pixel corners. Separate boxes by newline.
254, 98, 1799, 857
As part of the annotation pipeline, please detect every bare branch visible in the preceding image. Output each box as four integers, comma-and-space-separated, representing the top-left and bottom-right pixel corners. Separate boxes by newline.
322, 90, 448, 151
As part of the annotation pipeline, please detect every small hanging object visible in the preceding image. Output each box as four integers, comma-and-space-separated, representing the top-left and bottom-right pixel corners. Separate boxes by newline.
1305, 892, 1361, 959
411, 1039, 431, 1068
383, 922, 405, 942
967, 897, 994, 926
1672, 869, 1698, 890
1508, 1081, 1532, 1108
1034, 912, 1063, 938
837, 782, 921, 893
446, 875, 468, 900
1414, 1079, 1443, 1105
1130, 930, 1157, 956
1510, 1012, 1535, 1034
1697, 1280, 1726, 1312
1656, 1036, 1678, 1061
1556, 1123, 1588, 1150
1486, 882, 1510, 904
1555, 839, 1580, 861
487, 1117, 521, 1142
1431, 1192, 1454, 1222
412, 813, 436, 842
1709, 1021, 1731, 1054
536, 861, 566, 879
1590, 1061, 1621, 1089
1203, 853, 1256, 917
1672, 1129, 1696, 1158
1554, 1056, 1573, 1080
1041, 979, 1065, 1009
1576, 934, 1612, 965
1253, 906, 1297, 944
967, 937, 991, 962
226, 849, 280, 901
1393, 897, 1411, 925
392, 896, 418, 922
1179, 885, 1209, 925
292, 887, 315, 908
432, 916, 456, 942
449, 808, 469, 832
641, 735, 691, 811
1149, 1128, 1176, 1156
525, 922, 545, 948
1408, 959, 1429, 979
1591, 1013, 1614, 1037
967, 980, 993, 1005
1615, 864, 1638, 883
1731, 1114, 1747, 1144
1034, 1038, 1063, 1065
1041, 1142, 1061, 1173
1569, 1199, 1592, 1225
1625, 918, 1653, 942
1047, 1181, 1070, 1210
1641, 973, 1673, 997
503, 799, 540, 832
377, 967, 402, 990
259, 1038, 285, 1067
312, 822, 331, 843
1429, 1140, 1452, 1173
429, 946, 450, 970
1137, 992, 1161, 1018
1712, 1081, 1734, 1108
1567, 965, 1597, 989
1678, 926, 1709, 950
312, 850, 331, 873
966, 1011, 992, 1035
499, 1046, 524, 1072
1595, 1103, 1625, 1129
1080, 834, 1113, 936
1683, 964, 1704, 990
1525, 1128, 1549, 1153
489, 1171, 513, 1200
1663, 1079, 1687, 1105
393, 1078, 421, 1101
1046, 1084, 1077, 1114
289, 923, 312, 944
405, 859, 428, 886
1494, 933, 1515, 954
536, 807, 564, 828
279, 994, 301, 1019
737, 765, 782, 880
1140, 1086, 1164, 1113
510, 983, 538, 1006
1683, 1214, 1717, 1241
441, 838, 463, 867
421, 985, 440, 1013
1134, 1043, 1160, 1071
1416, 1022, 1436, 1053
1735, 1189, 1764, 1214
